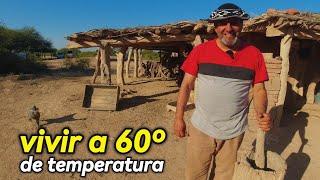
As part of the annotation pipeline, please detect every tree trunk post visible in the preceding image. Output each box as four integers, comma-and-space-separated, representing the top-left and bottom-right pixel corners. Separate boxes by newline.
116, 47, 127, 86
125, 47, 133, 79
133, 48, 138, 78
100, 46, 112, 85
275, 34, 292, 127
138, 48, 143, 77
91, 48, 101, 84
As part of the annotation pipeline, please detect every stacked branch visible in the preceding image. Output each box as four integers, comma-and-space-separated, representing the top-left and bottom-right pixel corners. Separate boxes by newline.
140, 61, 173, 79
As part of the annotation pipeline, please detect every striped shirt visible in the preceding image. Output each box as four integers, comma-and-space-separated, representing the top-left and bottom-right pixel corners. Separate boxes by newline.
181, 39, 268, 139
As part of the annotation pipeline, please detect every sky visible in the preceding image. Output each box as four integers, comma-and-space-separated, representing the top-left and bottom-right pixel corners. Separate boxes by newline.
1, 0, 319, 49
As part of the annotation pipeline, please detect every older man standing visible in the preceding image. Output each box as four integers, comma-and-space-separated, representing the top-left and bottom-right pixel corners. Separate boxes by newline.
174, 3, 272, 180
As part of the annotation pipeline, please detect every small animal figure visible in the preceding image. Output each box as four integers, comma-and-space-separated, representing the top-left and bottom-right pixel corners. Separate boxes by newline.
28, 105, 40, 127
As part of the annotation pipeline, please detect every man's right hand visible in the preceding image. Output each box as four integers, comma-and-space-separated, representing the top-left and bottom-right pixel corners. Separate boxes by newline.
173, 73, 196, 138
174, 119, 186, 138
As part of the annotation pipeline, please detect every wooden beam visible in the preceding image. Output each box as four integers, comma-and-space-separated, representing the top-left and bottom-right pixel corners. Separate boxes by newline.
266, 25, 285, 37
67, 34, 215, 49
101, 34, 197, 46
193, 22, 206, 33
192, 34, 203, 47
66, 40, 100, 49
166, 27, 181, 35
115, 41, 189, 50
292, 28, 320, 41
180, 23, 195, 32
154, 28, 163, 35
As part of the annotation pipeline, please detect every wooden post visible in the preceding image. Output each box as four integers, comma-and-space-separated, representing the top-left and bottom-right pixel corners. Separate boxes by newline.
275, 34, 292, 127
138, 49, 143, 77
116, 47, 127, 85
100, 46, 112, 85
91, 49, 101, 84
105, 46, 112, 85
306, 78, 320, 104
100, 47, 106, 84
297, 58, 308, 98
255, 129, 266, 168
133, 48, 138, 78
192, 34, 203, 47
125, 47, 133, 79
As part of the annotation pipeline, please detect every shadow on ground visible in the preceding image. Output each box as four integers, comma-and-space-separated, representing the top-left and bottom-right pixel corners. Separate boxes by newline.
267, 111, 310, 180
41, 113, 86, 126
118, 89, 179, 110
127, 78, 175, 85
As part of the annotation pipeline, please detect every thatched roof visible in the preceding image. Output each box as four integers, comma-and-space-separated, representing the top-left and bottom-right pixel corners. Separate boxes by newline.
67, 21, 214, 49
67, 10, 320, 49
243, 9, 320, 40
68, 21, 199, 40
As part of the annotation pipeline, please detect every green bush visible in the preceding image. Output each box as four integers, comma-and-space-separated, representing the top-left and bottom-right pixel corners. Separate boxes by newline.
0, 52, 47, 74
142, 50, 160, 61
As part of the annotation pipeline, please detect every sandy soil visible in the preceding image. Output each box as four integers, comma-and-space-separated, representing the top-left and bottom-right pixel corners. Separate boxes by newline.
0, 59, 319, 180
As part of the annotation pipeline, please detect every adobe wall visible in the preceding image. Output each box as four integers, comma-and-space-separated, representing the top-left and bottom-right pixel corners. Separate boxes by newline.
248, 56, 282, 127
243, 33, 283, 127
245, 36, 320, 128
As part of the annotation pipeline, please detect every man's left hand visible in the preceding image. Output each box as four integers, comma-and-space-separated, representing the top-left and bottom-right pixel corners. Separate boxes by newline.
256, 113, 272, 132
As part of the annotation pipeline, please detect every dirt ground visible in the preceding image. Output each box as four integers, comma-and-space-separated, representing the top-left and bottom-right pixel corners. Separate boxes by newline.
0, 59, 319, 180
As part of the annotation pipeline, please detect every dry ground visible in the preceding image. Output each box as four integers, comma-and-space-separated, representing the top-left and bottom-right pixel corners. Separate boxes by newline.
0, 59, 319, 180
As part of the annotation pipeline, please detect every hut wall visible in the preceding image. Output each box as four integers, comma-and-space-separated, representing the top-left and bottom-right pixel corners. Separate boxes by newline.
243, 37, 319, 127
244, 34, 282, 128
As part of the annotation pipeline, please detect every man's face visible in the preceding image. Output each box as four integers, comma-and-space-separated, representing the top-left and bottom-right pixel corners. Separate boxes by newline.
214, 18, 243, 47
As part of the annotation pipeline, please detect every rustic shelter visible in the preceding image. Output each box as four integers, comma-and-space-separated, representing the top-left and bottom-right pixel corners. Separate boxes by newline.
242, 9, 320, 127
67, 10, 320, 126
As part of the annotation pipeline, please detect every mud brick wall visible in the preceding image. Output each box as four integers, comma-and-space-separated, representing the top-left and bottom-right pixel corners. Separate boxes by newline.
248, 55, 282, 128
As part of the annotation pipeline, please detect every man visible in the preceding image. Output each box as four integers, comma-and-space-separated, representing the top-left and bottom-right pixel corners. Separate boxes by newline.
173, 3, 272, 180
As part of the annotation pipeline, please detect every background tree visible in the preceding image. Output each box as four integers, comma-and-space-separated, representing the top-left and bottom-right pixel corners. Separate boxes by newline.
0, 25, 54, 74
